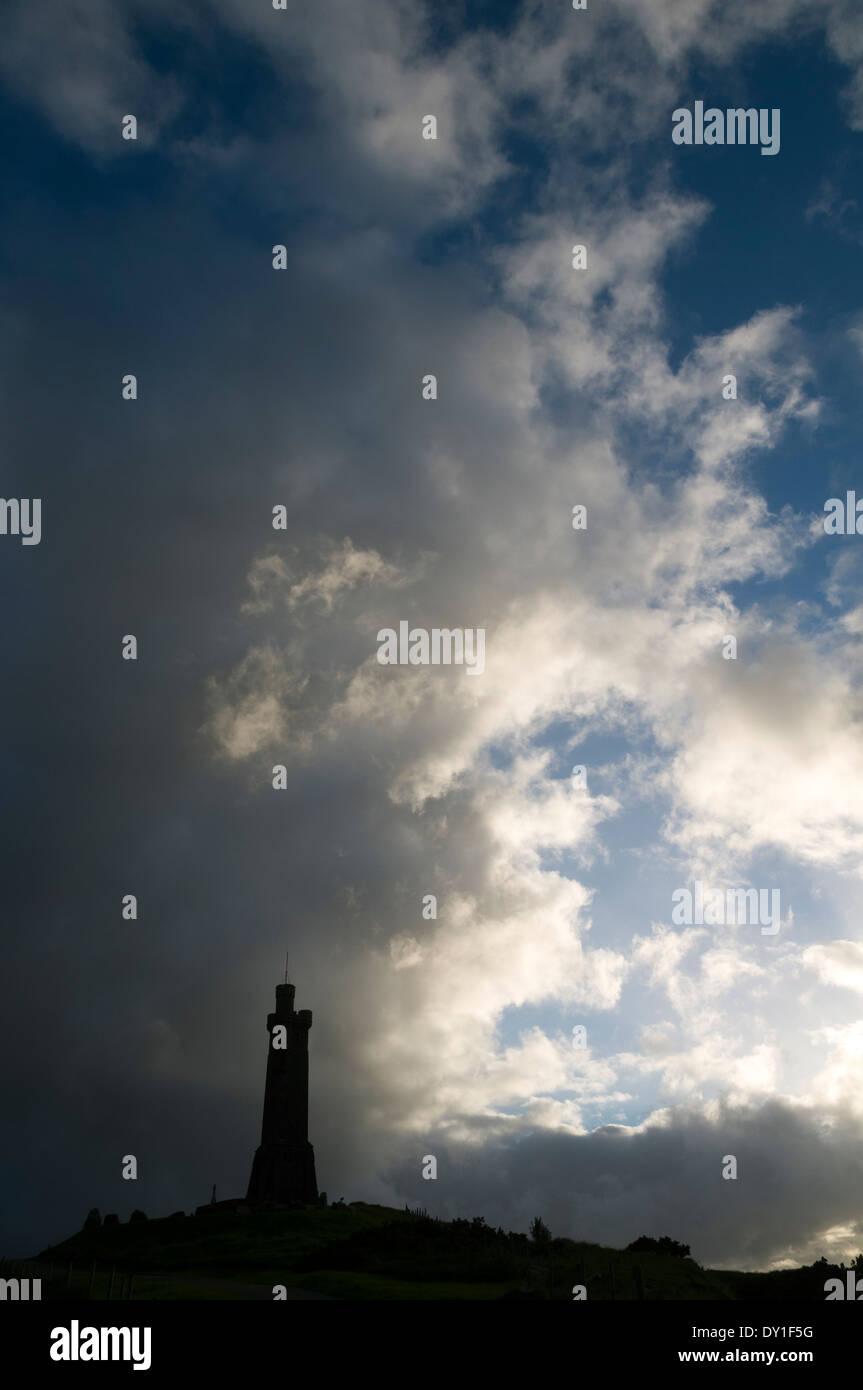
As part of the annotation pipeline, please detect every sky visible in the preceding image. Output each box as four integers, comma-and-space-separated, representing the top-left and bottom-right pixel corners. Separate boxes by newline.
1, 0, 863, 1273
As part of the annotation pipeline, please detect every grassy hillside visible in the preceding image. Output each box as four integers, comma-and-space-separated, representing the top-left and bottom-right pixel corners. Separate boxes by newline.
28, 1203, 745, 1300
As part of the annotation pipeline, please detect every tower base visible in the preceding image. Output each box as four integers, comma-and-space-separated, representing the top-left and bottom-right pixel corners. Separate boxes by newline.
246, 1142, 318, 1206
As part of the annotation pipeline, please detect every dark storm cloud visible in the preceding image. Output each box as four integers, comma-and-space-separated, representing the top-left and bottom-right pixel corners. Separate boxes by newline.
386, 1099, 863, 1270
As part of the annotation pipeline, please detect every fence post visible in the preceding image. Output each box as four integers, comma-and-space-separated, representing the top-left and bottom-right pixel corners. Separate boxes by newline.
88, 1261, 96, 1298
608, 1260, 616, 1300
127, 1273, 134, 1301
108, 1266, 115, 1300
634, 1265, 644, 1300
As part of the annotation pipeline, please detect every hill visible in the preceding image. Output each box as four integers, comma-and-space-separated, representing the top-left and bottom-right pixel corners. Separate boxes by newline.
22, 1202, 748, 1300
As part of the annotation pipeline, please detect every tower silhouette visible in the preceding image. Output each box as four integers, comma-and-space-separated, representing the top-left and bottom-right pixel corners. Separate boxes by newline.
247, 971, 318, 1205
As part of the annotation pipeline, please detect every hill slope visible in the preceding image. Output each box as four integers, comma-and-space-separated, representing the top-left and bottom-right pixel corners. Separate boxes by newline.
30, 1203, 745, 1300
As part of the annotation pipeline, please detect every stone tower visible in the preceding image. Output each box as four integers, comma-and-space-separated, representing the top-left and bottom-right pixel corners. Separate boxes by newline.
247, 975, 318, 1205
